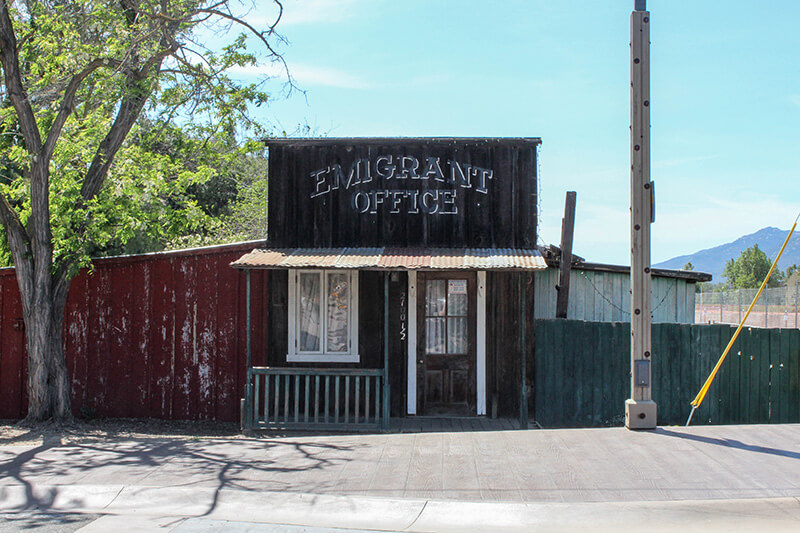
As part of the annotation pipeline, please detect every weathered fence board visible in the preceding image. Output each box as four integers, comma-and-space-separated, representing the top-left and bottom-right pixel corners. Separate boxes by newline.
534, 319, 800, 427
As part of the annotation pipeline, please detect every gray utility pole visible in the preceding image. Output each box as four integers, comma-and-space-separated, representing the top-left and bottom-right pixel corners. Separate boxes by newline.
625, 0, 657, 429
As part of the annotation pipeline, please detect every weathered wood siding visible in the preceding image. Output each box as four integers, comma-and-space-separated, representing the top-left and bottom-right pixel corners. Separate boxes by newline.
486, 271, 535, 418
534, 268, 696, 323
266, 138, 539, 248
0, 243, 266, 421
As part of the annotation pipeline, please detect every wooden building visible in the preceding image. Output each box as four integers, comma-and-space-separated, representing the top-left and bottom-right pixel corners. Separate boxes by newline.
232, 138, 545, 429
534, 260, 711, 323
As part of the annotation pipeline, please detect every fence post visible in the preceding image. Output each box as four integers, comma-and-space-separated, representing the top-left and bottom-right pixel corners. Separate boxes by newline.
738, 289, 742, 324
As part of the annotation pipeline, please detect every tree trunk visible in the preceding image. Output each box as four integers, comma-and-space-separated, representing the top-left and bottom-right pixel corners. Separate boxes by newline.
21, 270, 73, 421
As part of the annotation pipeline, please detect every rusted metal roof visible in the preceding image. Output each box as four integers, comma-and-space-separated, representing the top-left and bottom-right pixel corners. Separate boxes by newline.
231, 247, 547, 271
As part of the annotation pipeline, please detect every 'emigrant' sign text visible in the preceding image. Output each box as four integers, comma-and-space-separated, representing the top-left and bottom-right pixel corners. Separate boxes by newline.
308, 155, 494, 215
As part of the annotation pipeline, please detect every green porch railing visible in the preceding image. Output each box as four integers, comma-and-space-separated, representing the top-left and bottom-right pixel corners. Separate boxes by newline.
245, 367, 388, 431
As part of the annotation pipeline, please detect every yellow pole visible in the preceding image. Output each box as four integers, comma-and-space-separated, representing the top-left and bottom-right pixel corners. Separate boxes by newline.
686, 214, 799, 426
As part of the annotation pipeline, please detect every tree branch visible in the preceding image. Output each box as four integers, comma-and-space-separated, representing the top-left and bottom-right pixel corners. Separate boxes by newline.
0, 0, 43, 154
0, 190, 34, 299
42, 58, 122, 163
195, 6, 297, 92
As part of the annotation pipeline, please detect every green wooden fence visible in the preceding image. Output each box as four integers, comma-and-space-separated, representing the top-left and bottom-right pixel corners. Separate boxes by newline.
534, 319, 800, 427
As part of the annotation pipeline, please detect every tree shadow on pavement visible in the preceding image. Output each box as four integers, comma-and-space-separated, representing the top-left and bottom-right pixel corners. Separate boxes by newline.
0, 435, 365, 520
654, 428, 800, 460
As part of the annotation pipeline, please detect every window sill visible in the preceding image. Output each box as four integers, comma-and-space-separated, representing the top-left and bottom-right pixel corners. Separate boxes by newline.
287, 353, 361, 363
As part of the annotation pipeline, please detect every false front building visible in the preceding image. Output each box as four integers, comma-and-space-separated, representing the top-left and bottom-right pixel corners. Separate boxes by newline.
232, 138, 544, 429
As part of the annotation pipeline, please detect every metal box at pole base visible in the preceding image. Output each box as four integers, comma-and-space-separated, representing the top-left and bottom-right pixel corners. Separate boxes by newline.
625, 399, 657, 429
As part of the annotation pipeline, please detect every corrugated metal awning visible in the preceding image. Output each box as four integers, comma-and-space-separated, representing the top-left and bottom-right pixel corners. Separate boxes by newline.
231, 247, 548, 271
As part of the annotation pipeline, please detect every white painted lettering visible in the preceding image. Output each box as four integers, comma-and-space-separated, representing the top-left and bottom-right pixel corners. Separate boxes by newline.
422, 157, 445, 182
375, 155, 396, 179
474, 167, 493, 194
389, 190, 405, 213
448, 160, 471, 188
310, 168, 330, 198
420, 190, 439, 214
440, 190, 457, 214
398, 156, 420, 179
352, 191, 370, 213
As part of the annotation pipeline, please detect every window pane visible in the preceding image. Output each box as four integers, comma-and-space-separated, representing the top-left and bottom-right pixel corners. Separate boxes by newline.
447, 280, 468, 316
298, 273, 321, 352
447, 317, 467, 354
425, 280, 446, 316
327, 272, 349, 353
426, 318, 446, 354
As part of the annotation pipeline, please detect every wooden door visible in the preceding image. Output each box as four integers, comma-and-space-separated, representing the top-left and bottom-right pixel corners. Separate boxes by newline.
417, 272, 477, 416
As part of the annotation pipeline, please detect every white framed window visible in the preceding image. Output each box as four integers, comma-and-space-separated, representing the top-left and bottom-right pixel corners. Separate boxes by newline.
287, 269, 359, 363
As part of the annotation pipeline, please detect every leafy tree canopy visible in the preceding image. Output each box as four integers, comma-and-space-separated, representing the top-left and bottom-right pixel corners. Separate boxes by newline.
0, 0, 288, 421
722, 244, 783, 289
1, 0, 284, 273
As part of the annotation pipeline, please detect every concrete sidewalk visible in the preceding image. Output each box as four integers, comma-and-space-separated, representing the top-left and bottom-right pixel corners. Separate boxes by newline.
1, 424, 799, 531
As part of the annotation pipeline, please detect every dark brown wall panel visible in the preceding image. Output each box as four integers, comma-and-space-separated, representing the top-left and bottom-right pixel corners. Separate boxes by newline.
267, 138, 539, 249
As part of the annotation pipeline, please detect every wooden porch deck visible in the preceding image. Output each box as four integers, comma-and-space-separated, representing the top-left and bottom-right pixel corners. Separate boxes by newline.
390, 417, 526, 433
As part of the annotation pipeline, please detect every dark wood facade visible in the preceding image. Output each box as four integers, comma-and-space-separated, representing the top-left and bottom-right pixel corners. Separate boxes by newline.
263, 269, 535, 418
255, 138, 540, 421
266, 138, 539, 248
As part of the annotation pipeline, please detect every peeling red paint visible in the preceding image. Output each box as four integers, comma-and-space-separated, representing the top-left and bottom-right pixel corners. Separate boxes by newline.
0, 242, 267, 422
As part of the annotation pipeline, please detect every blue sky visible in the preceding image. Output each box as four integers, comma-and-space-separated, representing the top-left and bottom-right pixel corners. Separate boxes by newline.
226, 0, 800, 266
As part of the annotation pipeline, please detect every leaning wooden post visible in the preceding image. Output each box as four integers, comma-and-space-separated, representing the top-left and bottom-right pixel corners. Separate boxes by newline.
383, 273, 391, 430
625, 0, 657, 429
520, 273, 529, 429
556, 191, 577, 319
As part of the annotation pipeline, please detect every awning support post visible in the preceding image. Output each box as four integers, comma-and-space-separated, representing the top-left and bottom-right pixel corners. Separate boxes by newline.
244, 269, 253, 429
520, 273, 529, 429
383, 274, 391, 430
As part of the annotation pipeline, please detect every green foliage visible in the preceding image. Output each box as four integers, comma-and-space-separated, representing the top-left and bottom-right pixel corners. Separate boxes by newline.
0, 0, 286, 269
785, 264, 799, 282
722, 245, 783, 289
683, 262, 694, 271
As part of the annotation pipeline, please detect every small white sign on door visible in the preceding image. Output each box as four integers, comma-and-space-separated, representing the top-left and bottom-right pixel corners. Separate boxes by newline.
448, 280, 467, 295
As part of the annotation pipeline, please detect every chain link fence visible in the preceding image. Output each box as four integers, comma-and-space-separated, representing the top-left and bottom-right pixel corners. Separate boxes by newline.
696, 285, 800, 328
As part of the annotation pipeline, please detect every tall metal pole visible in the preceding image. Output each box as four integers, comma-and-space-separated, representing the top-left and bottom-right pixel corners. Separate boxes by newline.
625, 0, 657, 429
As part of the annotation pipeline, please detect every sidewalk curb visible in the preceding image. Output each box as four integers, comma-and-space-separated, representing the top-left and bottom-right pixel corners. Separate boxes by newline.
2, 484, 800, 532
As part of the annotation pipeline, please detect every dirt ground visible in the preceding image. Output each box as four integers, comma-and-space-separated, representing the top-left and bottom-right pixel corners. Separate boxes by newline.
0, 418, 244, 446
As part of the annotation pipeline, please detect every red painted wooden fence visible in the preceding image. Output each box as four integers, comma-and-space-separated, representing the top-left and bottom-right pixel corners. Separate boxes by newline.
0, 242, 268, 422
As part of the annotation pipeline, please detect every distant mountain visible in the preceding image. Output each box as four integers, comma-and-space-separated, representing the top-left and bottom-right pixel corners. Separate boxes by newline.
654, 227, 800, 283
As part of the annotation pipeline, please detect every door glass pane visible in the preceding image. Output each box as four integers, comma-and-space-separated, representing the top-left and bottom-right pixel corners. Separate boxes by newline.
447, 317, 467, 354
425, 280, 446, 316
298, 273, 321, 351
426, 318, 446, 354
447, 279, 468, 316
326, 272, 349, 353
